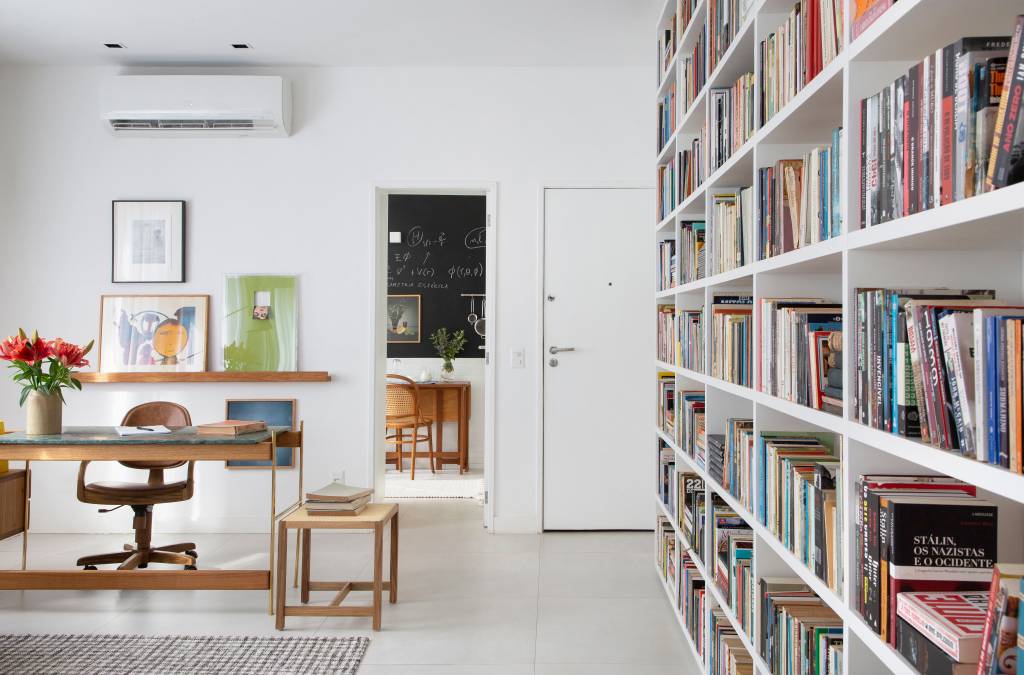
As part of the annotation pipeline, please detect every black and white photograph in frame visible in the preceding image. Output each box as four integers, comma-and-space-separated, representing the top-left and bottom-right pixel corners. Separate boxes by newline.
112, 200, 185, 283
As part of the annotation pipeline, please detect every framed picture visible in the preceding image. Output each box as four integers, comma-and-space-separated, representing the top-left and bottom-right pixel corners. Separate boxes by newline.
387, 294, 421, 343
223, 274, 298, 371
224, 398, 296, 469
98, 294, 209, 373
112, 200, 185, 283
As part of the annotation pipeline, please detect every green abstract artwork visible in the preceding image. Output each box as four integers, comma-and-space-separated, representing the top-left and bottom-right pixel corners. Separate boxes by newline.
223, 274, 298, 371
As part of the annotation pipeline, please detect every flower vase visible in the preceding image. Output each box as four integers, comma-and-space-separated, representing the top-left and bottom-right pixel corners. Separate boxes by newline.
26, 390, 62, 435
440, 360, 455, 381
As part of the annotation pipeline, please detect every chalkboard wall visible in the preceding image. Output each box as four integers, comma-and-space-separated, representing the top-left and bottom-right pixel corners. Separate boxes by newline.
387, 194, 486, 358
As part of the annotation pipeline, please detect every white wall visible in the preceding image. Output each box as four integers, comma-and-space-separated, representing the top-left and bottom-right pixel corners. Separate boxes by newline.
0, 65, 648, 533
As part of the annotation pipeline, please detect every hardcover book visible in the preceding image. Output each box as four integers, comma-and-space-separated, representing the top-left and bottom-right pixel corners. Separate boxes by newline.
896, 592, 989, 661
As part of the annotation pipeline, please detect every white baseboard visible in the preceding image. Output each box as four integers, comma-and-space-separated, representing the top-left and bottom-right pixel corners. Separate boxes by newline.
490, 514, 540, 534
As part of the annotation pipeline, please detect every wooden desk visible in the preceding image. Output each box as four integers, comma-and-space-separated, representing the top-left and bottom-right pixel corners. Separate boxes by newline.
387, 381, 471, 473
0, 426, 295, 611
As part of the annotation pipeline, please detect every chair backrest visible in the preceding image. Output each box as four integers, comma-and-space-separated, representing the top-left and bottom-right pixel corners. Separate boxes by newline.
120, 401, 192, 470
385, 374, 420, 419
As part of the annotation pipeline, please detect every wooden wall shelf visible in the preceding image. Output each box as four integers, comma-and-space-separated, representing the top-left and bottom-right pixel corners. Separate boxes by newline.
76, 371, 331, 384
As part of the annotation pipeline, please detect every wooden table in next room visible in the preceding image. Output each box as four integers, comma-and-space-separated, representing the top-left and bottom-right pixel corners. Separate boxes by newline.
0, 426, 296, 612
388, 380, 471, 473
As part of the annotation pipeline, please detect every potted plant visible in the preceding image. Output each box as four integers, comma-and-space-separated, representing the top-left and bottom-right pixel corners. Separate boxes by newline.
0, 329, 93, 435
430, 327, 467, 381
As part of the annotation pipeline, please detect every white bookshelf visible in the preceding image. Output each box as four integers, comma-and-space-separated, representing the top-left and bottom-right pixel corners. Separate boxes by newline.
652, 0, 1024, 673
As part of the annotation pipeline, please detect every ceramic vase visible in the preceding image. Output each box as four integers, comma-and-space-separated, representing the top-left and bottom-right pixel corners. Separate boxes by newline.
26, 390, 62, 435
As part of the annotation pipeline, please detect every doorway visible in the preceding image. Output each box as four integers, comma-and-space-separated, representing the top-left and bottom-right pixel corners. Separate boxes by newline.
370, 185, 496, 528
540, 187, 653, 530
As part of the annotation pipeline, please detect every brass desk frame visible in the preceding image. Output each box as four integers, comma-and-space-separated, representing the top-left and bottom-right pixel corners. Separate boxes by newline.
0, 425, 307, 614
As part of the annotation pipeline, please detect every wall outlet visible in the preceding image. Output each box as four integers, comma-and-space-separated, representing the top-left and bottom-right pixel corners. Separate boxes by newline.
510, 348, 525, 369
331, 470, 346, 483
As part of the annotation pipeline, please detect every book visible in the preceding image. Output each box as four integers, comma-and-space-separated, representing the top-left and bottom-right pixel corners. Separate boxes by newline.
305, 495, 371, 516
305, 481, 374, 504
852, 0, 893, 40
896, 592, 989, 662
196, 420, 268, 436
711, 294, 753, 387
977, 564, 1024, 675
897, 616, 979, 675
986, 16, 1024, 191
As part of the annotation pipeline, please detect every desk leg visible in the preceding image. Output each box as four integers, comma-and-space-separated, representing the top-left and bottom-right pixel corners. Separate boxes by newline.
435, 390, 444, 471
21, 461, 30, 570
389, 513, 398, 604
275, 521, 287, 630
269, 435, 278, 615
373, 524, 383, 631
459, 388, 469, 473
300, 529, 311, 603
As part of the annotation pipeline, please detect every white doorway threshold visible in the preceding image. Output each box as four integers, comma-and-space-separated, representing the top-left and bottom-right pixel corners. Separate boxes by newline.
384, 468, 484, 501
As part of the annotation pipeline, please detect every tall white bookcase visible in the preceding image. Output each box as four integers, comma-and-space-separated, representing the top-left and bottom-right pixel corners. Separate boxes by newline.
652, 0, 1024, 674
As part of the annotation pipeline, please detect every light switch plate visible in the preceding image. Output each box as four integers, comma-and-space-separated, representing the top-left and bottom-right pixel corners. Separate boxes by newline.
510, 349, 525, 369
389, 231, 402, 243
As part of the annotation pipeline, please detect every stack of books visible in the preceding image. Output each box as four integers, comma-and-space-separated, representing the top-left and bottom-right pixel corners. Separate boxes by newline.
678, 308, 704, 372
758, 297, 843, 413
305, 481, 374, 517
711, 496, 755, 636
760, 578, 843, 674
680, 28, 707, 116
853, 287, 1024, 471
895, 591, 989, 675
658, 156, 678, 221
854, 475, 997, 645
710, 187, 754, 274
677, 470, 704, 551
657, 515, 677, 585
756, 129, 843, 260
680, 221, 707, 283
709, 74, 756, 173
859, 21, 1024, 228
658, 439, 676, 516
679, 554, 706, 657
706, 433, 726, 486
710, 608, 754, 674
658, 372, 676, 437
711, 294, 753, 387
678, 130, 707, 203
680, 390, 706, 461
759, 0, 844, 125
657, 239, 677, 291
657, 304, 678, 364
709, 0, 756, 72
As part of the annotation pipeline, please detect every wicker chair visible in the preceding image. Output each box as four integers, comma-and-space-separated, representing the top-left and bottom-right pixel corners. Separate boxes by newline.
385, 374, 435, 479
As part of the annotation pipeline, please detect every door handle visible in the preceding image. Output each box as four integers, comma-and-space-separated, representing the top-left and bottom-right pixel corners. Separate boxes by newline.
548, 346, 576, 355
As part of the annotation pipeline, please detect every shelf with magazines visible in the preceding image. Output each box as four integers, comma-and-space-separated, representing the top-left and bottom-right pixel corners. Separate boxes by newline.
654, 0, 1024, 673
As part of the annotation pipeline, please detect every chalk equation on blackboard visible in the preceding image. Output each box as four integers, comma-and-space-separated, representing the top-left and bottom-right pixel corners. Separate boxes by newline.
407, 226, 447, 249
464, 226, 486, 249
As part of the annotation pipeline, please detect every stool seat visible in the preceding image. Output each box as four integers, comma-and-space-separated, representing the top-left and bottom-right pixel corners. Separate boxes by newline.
385, 416, 433, 429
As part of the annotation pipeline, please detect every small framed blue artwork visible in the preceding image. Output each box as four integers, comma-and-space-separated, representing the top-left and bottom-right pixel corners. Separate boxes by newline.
224, 398, 296, 469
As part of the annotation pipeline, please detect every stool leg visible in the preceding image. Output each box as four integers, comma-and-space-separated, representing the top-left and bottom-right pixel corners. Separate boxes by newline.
275, 522, 287, 629
373, 524, 384, 631
396, 429, 404, 471
300, 529, 311, 604
427, 424, 436, 474
410, 434, 417, 481
389, 513, 399, 604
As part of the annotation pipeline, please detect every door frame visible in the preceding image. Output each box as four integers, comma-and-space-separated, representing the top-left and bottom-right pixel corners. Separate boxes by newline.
370, 182, 498, 529
535, 183, 653, 532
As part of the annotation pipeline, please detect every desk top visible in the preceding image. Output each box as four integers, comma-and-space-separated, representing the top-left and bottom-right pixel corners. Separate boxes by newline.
0, 426, 287, 445
412, 381, 470, 388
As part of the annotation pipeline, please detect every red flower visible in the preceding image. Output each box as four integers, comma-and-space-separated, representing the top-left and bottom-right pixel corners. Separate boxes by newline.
0, 332, 53, 365
50, 338, 92, 369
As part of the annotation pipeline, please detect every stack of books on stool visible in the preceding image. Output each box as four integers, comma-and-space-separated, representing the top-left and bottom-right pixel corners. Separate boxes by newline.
305, 481, 374, 516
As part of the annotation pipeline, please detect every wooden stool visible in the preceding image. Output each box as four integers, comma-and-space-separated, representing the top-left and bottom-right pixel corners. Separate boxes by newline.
275, 503, 398, 631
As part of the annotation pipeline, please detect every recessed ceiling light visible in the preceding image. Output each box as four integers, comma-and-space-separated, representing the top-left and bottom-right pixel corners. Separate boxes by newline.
104, 43, 125, 49
231, 43, 252, 49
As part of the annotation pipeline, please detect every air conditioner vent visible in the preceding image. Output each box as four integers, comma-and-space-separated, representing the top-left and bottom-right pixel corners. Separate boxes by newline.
109, 119, 264, 130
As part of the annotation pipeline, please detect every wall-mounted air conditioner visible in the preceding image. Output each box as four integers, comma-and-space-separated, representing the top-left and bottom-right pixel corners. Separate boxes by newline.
101, 75, 291, 137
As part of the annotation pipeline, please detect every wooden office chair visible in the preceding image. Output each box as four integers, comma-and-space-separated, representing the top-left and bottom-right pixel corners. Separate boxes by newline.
385, 374, 435, 479
76, 402, 198, 571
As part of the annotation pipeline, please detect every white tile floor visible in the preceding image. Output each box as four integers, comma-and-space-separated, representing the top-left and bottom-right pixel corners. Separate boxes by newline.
0, 500, 694, 673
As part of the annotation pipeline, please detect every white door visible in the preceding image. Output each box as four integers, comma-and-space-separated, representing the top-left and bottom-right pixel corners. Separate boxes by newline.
543, 187, 653, 530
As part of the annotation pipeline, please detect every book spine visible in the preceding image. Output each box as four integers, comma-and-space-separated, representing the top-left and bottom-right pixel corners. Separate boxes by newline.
922, 307, 953, 448
998, 318, 1010, 467
975, 311, 990, 462
896, 597, 962, 661
987, 17, 1024, 190
976, 568, 1003, 674
954, 47, 968, 202
907, 308, 932, 444
896, 617, 959, 675
987, 316, 1001, 464
941, 43, 956, 205
907, 66, 918, 215
940, 316, 971, 456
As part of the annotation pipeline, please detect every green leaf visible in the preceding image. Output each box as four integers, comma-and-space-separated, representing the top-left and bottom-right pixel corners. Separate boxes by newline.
19, 387, 31, 407
71, 378, 82, 391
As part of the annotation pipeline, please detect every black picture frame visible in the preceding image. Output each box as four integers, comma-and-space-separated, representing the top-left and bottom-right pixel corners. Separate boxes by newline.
112, 200, 186, 283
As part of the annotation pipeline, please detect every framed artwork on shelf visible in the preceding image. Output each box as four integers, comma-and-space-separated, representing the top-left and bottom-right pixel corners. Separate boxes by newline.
387, 294, 421, 343
223, 274, 299, 372
224, 398, 297, 469
111, 200, 185, 283
98, 294, 209, 373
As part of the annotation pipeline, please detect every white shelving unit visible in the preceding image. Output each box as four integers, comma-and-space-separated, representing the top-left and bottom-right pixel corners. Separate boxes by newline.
652, 0, 1024, 674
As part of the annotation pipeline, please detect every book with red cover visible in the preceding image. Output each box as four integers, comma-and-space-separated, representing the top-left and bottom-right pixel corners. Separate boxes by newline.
852, 0, 894, 40
896, 592, 989, 662
977, 563, 1024, 675
879, 495, 997, 645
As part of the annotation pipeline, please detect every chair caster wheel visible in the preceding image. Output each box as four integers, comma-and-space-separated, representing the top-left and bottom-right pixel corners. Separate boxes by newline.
184, 565, 197, 570
185, 549, 198, 559
83, 565, 97, 571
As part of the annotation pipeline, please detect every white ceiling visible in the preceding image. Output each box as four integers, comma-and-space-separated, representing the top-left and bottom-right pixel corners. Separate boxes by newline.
0, 0, 658, 67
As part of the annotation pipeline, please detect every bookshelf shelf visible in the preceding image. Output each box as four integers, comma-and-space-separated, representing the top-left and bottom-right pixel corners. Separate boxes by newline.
653, 1, 1024, 671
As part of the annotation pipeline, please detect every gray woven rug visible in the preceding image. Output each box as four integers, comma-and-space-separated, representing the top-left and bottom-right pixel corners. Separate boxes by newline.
0, 634, 370, 674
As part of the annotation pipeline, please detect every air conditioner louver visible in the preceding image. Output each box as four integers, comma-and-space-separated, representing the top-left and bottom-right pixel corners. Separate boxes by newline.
109, 119, 262, 130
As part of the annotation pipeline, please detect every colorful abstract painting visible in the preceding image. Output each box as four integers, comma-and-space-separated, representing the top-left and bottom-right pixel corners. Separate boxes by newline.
99, 295, 209, 372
